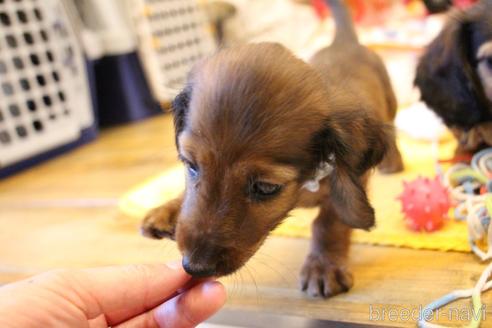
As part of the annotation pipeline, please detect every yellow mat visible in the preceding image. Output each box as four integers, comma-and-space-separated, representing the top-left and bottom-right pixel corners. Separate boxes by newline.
119, 133, 470, 252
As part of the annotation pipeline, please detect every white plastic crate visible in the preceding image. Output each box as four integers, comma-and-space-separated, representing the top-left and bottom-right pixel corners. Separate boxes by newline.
0, 0, 94, 169
125, 0, 216, 103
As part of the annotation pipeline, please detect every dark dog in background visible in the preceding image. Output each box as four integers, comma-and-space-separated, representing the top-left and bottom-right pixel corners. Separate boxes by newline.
415, 0, 492, 153
141, 0, 403, 298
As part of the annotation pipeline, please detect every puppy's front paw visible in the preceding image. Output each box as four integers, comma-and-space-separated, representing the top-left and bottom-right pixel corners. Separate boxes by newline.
300, 254, 353, 298
141, 205, 177, 240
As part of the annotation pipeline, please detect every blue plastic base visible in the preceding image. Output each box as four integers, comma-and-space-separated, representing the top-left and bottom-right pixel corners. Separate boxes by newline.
0, 125, 98, 179
94, 52, 162, 126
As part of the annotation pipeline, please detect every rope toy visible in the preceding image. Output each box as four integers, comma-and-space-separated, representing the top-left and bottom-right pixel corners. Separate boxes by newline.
419, 148, 492, 328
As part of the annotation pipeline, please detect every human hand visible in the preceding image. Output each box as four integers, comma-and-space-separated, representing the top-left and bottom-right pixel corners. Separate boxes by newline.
0, 262, 226, 328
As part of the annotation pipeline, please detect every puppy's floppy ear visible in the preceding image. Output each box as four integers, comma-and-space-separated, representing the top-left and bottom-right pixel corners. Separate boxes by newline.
415, 9, 486, 129
172, 85, 192, 147
313, 110, 391, 229
328, 166, 375, 230
319, 110, 391, 175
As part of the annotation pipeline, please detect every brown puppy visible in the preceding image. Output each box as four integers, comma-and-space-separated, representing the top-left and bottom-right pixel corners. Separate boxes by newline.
142, 0, 403, 298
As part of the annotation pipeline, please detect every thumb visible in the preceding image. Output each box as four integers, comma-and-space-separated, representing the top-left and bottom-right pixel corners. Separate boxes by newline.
155, 281, 226, 328
77, 262, 191, 325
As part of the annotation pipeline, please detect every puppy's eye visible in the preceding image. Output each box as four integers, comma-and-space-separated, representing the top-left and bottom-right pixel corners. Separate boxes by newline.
185, 162, 199, 179
179, 154, 199, 179
250, 181, 282, 199
487, 57, 492, 69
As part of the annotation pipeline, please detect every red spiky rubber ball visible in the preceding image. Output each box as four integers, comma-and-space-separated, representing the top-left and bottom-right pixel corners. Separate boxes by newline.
397, 176, 451, 232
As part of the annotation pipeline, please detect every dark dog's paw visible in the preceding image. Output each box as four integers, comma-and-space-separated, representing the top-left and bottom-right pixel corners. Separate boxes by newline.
141, 206, 177, 240
300, 254, 353, 298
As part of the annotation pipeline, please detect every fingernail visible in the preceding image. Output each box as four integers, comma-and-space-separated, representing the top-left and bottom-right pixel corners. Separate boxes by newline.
166, 260, 182, 270
202, 281, 226, 296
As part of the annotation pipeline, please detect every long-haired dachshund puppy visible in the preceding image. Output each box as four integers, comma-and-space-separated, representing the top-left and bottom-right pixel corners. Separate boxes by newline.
415, 0, 492, 153
142, 0, 403, 298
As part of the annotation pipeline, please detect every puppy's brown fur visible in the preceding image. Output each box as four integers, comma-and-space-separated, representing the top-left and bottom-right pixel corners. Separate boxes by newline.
142, 0, 403, 298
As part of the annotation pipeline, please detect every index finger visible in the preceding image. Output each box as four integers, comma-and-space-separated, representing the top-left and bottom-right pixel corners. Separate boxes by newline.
69, 262, 191, 325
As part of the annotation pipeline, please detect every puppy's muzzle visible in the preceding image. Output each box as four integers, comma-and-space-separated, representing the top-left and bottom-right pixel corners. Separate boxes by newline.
182, 255, 217, 278
181, 245, 227, 278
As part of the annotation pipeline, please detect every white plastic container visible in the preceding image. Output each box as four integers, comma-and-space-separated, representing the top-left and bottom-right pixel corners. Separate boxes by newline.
0, 0, 95, 174
124, 0, 216, 102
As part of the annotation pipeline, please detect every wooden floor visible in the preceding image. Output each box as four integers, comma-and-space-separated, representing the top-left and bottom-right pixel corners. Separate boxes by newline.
1, 114, 491, 327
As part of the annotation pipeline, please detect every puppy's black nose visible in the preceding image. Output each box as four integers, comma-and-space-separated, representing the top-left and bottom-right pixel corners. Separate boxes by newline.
182, 255, 216, 278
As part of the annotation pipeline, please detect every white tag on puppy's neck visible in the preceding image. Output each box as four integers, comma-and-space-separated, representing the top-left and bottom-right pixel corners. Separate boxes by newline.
302, 160, 334, 192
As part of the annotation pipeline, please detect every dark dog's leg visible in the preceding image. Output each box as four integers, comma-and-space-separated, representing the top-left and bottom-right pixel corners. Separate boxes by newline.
451, 122, 492, 156
300, 201, 353, 298
378, 136, 404, 174
477, 122, 492, 147
141, 195, 182, 240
